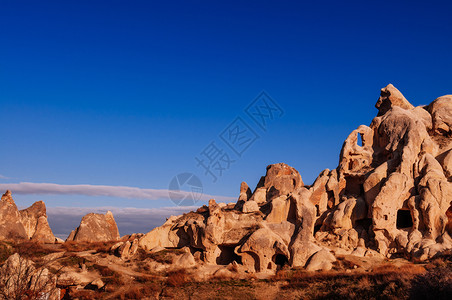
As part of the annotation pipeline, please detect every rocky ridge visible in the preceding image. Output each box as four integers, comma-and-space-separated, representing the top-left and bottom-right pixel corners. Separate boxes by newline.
1, 84, 451, 276
138, 84, 452, 272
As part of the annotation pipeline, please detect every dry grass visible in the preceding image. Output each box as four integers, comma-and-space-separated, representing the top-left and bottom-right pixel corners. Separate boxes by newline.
410, 256, 452, 300
0, 243, 12, 264
268, 257, 452, 300
13, 241, 58, 259
61, 241, 116, 253
69, 289, 103, 300
136, 248, 185, 264
60, 252, 85, 267
117, 283, 160, 300
166, 269, 189, 287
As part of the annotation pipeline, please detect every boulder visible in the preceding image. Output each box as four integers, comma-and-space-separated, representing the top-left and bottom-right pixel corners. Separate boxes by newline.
242, 200, 259, 213
66, 211, 120, 242
305, 249, 336, 271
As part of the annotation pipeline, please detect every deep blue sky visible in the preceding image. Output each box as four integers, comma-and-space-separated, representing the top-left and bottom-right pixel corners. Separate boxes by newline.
0, 1, 451, 235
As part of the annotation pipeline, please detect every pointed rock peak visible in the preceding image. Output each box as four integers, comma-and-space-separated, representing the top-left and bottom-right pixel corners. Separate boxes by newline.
376, 84, 414, 116
2, 190, 12, 199
1, 190, 15, 205
20, 201, 47, 217
66, 211, 120, 242
240, 181, 250, 193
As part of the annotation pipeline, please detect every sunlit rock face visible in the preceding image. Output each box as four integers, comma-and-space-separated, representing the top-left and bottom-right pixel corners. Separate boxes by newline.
138, 84, 452, 272
70, 84, 452, 272
66, 211, 120, 242
0, 190, 57, 243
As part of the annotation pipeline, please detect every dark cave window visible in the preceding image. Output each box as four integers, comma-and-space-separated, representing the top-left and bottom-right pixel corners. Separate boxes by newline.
446, 206, 452, 235
355, 218, 372, 232
314, 224, 322, 235
345, 176, 364, 195
273, 254, 289, 268
396, 210, 413, 229
216, 245, 242, 265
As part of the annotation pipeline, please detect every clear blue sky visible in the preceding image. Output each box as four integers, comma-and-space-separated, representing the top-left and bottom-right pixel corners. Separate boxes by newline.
0, 1, 451, 235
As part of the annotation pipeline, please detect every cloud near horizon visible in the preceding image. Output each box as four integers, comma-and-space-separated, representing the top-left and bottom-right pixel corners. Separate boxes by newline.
0, 182, 235, 203
41, 206, 199, 240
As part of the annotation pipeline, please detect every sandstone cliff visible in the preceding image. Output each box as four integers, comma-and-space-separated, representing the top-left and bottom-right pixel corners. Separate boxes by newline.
138, 84, 452, 272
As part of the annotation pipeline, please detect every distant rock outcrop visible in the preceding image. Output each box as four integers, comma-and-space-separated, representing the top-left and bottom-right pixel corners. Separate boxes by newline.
138, 84, 452, 273
0, 190, 56, 243
20, 201, 56, 243
0, 190, 28, 240
66, 211, 120, 242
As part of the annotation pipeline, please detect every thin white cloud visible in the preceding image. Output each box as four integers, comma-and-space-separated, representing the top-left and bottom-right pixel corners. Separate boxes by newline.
44, 205, 200, 240
0, 174, 9, 179
0, 182, 235, 203
45, 205, 199, 217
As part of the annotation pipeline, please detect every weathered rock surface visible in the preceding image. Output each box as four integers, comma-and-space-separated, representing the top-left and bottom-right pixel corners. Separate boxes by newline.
0, 190, 27, 240
66, 211, 120, 242
0, 253, 60, 300
0, 190, 57, 243
137, 84, 452, 273
20, 200, 56, 243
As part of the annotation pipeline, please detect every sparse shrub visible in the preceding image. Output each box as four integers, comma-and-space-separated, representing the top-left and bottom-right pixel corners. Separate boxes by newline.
0, 253, 59, 300
166, 269, 188, 287
120, 286, 143, 299
102, 269, 124, 286
92, 264, 115, 277
60, 253, 85, 267
69, 289, 103, 300
117, 284, 160, 300
0, 243, 12, 264
14, 241, 56, 259
137, 248, 185, 264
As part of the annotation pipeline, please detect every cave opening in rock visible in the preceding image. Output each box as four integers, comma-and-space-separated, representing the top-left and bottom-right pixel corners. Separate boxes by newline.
216, 245, 242, 265
355, 218, 372, 233
446, 205, 452, 235
273, 254, 289, 269
314, 224, 322, 235
396, 210, 413, 229
345, 176, 364, 195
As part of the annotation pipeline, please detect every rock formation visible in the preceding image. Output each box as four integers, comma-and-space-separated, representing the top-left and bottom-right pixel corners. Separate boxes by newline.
66, 211, 120, 242
0, 190, 28, 240
0, 253, 60, 300
138, 84, 452, 272
20, 201, 56, 243
0, 190, 57, 243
